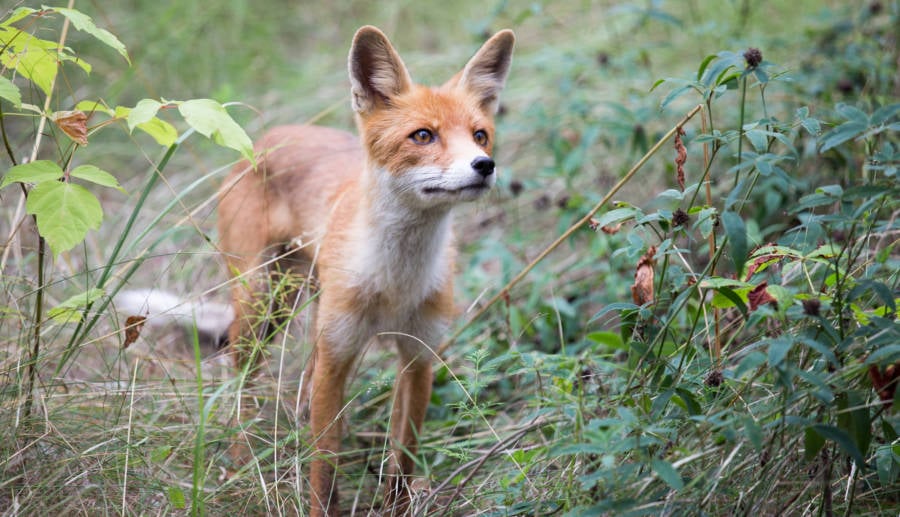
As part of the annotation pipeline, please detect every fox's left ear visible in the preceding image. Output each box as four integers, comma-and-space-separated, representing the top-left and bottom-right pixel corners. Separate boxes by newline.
448, 29, 515, 114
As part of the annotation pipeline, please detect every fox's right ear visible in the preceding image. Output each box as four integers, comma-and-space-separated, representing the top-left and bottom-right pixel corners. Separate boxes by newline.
348, 26, 413, 114
448, 29, 515, 114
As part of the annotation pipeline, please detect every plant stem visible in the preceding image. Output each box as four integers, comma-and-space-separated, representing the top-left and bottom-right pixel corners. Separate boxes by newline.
734, 74, 748, 190
21, 0, 75, 419
23, 236, 45, 418
57, 140, 179, 376
436, 104, 704, 357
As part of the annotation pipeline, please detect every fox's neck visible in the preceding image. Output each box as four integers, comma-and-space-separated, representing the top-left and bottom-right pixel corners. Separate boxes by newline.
349, 168, 453, 304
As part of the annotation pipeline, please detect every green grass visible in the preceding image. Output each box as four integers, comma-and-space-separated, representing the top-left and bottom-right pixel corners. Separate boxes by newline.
2, 0, 898, 515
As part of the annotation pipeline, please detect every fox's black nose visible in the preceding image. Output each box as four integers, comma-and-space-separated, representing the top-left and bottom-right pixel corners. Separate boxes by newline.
471, 156, 495, 177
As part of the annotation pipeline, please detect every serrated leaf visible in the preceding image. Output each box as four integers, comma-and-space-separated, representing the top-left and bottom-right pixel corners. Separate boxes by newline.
1, 42, 57, 96
47, 287, 105, 324
75, 100, 113, 116
694, 206, 717, 240
819, 120, 867, 153
178, 99, 253, 161
136, 117, 178, 147
651, 459, 684, 490
1, 160, 63, 188
835, 103, 869, 124
592, 207, 640, 229
25, 181, 103, 256
125, 99, 162, 131
1, 7, 36, 27
721, 210, 747, 278
745, 128, 768, 153
870, 103, 900, 126
53, 7, 130, 64
70, 165, 125, 193
0, 76, 22, 107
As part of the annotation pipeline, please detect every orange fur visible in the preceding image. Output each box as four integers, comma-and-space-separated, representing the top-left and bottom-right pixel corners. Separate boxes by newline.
218, 26, 514, 516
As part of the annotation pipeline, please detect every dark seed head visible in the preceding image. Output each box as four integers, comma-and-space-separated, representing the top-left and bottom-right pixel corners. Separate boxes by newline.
802, 298, 821, 317
672, 209, 690, 227
509, 179, 524, 197
705, 369, 724, 387
743, 47, 763, 69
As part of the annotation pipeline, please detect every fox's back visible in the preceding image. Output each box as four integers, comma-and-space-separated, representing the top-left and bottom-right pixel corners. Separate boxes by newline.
218, 124, 365, 250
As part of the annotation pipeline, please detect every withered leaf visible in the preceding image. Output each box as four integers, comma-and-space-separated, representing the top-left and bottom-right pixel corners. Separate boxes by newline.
631, 245, 657, 305
123, 315, 146, 349
53, 110, 89, 146
674, 127, 686, 191
744, 242, 782, 280
747, 282, 776, 311
868, 362, 899, 405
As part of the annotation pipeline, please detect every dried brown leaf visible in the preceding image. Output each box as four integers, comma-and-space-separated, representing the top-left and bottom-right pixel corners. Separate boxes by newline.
631, 245, 657, 305
123, 315, 146, 349
747, 281, 776, 311
869, 362, 900, 405
674, 127, 686, 191
53, 110, 89, 146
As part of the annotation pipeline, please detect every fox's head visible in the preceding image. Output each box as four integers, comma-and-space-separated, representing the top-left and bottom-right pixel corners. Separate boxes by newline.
348, 26, 515, 209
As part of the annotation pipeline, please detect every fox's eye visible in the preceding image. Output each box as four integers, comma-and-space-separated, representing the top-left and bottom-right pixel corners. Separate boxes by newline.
473, 129, 489, 147
410, 128, 435, 144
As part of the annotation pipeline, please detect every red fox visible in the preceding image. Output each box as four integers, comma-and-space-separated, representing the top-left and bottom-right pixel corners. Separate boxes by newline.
217, 26, 514, 515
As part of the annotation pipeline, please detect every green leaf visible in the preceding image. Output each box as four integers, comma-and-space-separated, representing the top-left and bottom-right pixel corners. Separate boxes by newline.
767, 337, 792, 366
178, 99, 253, 161
1, 7, 36, 27
118, 102, 178, 147
137, 117, 178, 147
651, 459, 684, 490
693, 206, 717, 240
53, 7, 130, 64
837, 391, 872, 462
70, 165, 125, 193
743, 416, 763, 451
0, 76, 22, 107
168, 486, 186, 509
696, 54, 717, 82
819, 120, 867, 153
592, 207, 640, 229
804, 426, 825, 461
47, 288, 105, 324
811, 424, 867, 467
26, 181, 103, 256
124, 100, 162, 131
710, 285, 749, 319
75, 100, 113, 116
2, 160, 63, 188
721, 211, 747, 279
586, 331, 626, 351
1, 41, 57, 96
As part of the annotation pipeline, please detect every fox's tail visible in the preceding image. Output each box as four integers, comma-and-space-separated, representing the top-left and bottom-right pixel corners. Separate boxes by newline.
114, 289, 233, 347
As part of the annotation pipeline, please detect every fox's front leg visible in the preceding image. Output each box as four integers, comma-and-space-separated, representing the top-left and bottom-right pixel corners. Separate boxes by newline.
308, 338, 354, 517
384, 352, 432, 514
